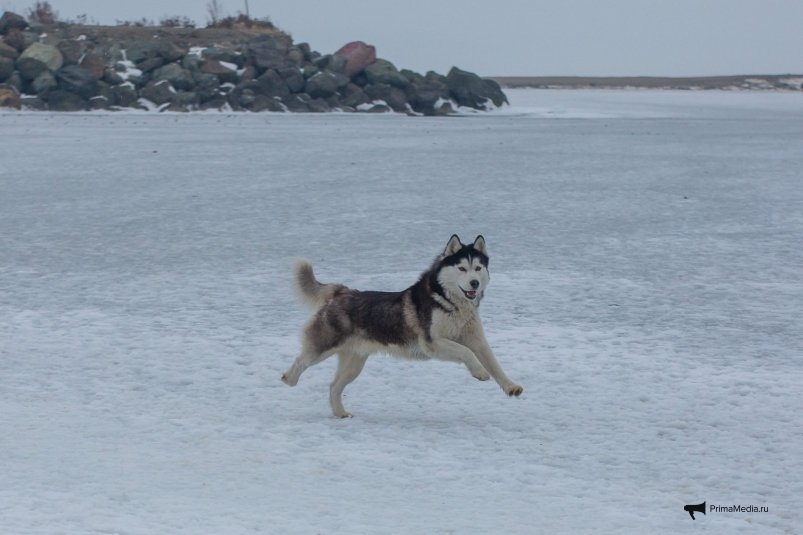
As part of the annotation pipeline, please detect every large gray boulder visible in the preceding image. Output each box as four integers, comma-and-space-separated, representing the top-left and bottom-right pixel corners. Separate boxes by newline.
446, 66, 507, 109
16, 42, 63, 80
364, 83, 408, 112
408, 82, 448, 114
341, 83, 369, 108
140, 79, 175, 105
305, 70, 347, 98
334, 41, 376, 77
152, 63, 195, 91
407, 71, 450, 114
255, 68, 289, 98
364, 59, 408, 89
3, 28, 27, 52
56, 65, 99, 99
0, 11, 27, 34
278, 67, 305, 93
27, 43, 64, 70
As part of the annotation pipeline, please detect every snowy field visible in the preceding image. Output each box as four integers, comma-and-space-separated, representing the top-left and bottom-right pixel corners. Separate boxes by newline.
1, 89, 802, 534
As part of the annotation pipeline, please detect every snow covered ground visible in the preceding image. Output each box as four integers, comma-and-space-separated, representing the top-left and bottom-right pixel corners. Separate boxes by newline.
1, 89, 802, 534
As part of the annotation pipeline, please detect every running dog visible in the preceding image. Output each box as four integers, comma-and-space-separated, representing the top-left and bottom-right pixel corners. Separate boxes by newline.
281, 234, 523, 417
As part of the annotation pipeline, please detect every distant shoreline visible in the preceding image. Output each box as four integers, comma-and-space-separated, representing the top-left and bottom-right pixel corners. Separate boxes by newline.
491, 75, 803, 91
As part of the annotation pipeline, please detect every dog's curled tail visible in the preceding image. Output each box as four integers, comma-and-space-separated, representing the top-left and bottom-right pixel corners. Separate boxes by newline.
293, 259, 339, 308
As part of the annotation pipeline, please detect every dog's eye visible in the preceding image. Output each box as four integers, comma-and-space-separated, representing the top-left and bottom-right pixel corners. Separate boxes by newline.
474, 266, 481, 272
458, 267, 467, 272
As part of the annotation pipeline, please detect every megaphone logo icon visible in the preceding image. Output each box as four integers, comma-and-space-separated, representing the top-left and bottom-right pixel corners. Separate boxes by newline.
684, 501, 706, 520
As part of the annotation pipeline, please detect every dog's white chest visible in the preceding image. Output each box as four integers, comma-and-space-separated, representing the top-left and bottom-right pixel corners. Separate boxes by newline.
431, 306, 476, 340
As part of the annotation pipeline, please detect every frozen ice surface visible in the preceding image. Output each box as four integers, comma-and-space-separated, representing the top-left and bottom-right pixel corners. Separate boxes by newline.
1, 90, 802, 533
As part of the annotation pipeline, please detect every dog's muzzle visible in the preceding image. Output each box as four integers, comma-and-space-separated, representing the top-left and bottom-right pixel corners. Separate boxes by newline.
461, 279, 480, 300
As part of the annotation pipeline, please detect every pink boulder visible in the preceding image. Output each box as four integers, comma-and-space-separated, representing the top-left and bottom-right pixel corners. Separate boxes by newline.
334, 41, 377, 77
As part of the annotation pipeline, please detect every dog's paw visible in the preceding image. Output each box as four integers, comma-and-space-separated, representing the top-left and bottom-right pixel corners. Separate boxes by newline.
281, 372, 297, 386
472, 371, 491, 381
505, 384, 523, 397
333, 410, 353, 419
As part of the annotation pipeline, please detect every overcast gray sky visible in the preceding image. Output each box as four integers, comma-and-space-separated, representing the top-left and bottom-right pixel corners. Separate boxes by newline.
3, 0, 802, 77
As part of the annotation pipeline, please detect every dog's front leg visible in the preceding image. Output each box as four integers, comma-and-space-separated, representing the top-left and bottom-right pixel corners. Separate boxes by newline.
421, 338, 490, 381
459, 321, 523, 397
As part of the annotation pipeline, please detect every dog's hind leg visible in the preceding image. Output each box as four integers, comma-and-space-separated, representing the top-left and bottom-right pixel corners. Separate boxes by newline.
281, 339, 337, 387
329, 352, 368, 418
282, 313, 344, 386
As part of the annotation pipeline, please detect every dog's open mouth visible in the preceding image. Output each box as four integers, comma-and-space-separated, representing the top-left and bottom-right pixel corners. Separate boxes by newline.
461, 288, 477, 300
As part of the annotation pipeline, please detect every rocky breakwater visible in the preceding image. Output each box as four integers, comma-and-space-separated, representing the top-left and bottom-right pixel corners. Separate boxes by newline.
0, 11, 507, 114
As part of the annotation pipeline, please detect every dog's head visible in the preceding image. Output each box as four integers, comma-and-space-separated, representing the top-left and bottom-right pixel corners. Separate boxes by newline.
436, 234, 490, 303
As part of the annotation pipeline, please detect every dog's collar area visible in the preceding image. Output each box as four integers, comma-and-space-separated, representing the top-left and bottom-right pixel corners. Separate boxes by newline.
431, 291, 456, 312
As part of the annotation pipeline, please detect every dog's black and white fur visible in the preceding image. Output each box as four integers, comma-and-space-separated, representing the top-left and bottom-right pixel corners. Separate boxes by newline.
281, 235, 523, 417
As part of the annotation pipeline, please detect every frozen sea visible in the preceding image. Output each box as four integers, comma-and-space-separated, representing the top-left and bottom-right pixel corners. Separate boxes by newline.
1, 89, 802, 534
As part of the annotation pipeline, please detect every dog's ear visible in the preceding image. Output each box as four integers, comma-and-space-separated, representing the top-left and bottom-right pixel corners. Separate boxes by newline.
443, 234, 463, 256
472, 235, 487, 255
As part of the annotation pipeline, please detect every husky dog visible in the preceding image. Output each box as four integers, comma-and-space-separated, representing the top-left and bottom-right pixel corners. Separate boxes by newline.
281, 235, 523, 417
